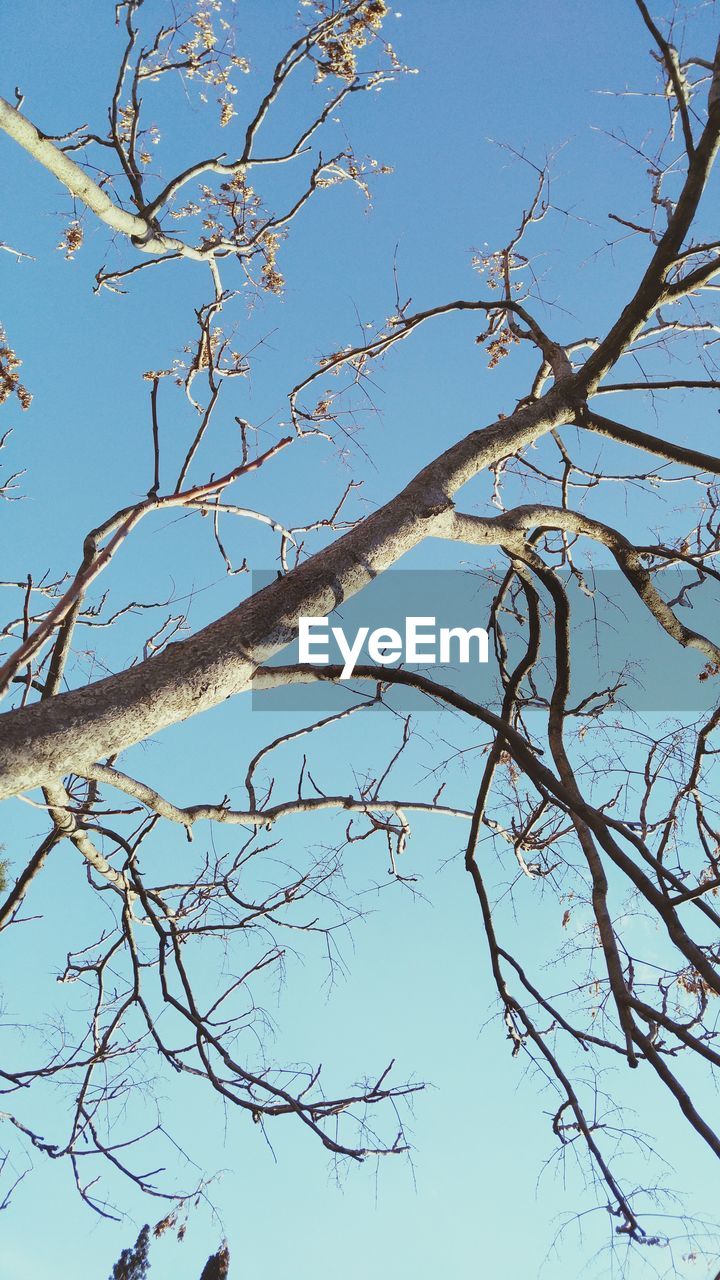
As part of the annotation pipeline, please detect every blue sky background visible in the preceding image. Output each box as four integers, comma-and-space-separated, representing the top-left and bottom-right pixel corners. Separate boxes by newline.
2, 2, 720, 1277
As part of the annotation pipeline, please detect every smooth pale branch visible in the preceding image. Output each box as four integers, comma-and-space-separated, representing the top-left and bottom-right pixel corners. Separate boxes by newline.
298, 616, 489, 679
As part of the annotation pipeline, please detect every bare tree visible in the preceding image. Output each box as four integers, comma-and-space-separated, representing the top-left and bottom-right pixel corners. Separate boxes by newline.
2, 0, 720, 1270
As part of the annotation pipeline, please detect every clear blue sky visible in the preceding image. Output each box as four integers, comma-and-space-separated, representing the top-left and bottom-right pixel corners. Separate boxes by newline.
1, 3, 720, 1278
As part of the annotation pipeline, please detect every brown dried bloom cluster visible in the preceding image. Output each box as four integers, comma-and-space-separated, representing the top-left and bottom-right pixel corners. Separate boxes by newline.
186, 172, 256, 246
174, 3, 249, 127
215, 170, 260, 234
57, 220, 84, 261
485, 325, 520, 369
168, 200, 203, 222
677, 966, 717, 1000
165, 316, 248, 393
219, 98, 236, 127
188, 324, 223, 377
471, 248, 524, 294
315, 0, 389, 82
164, 164, 290, 293
0, 326, 31, 410
259, 231, 285, 294
117, 102, 136, 145
117, 100, 161, 160
319, 344, 368, 375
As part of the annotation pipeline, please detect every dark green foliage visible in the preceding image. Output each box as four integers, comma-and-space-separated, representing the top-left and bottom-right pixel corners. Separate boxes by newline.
108, 1224, 151, 1280
199, 1243, 230, 1280
106, 1229, 229, 1280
